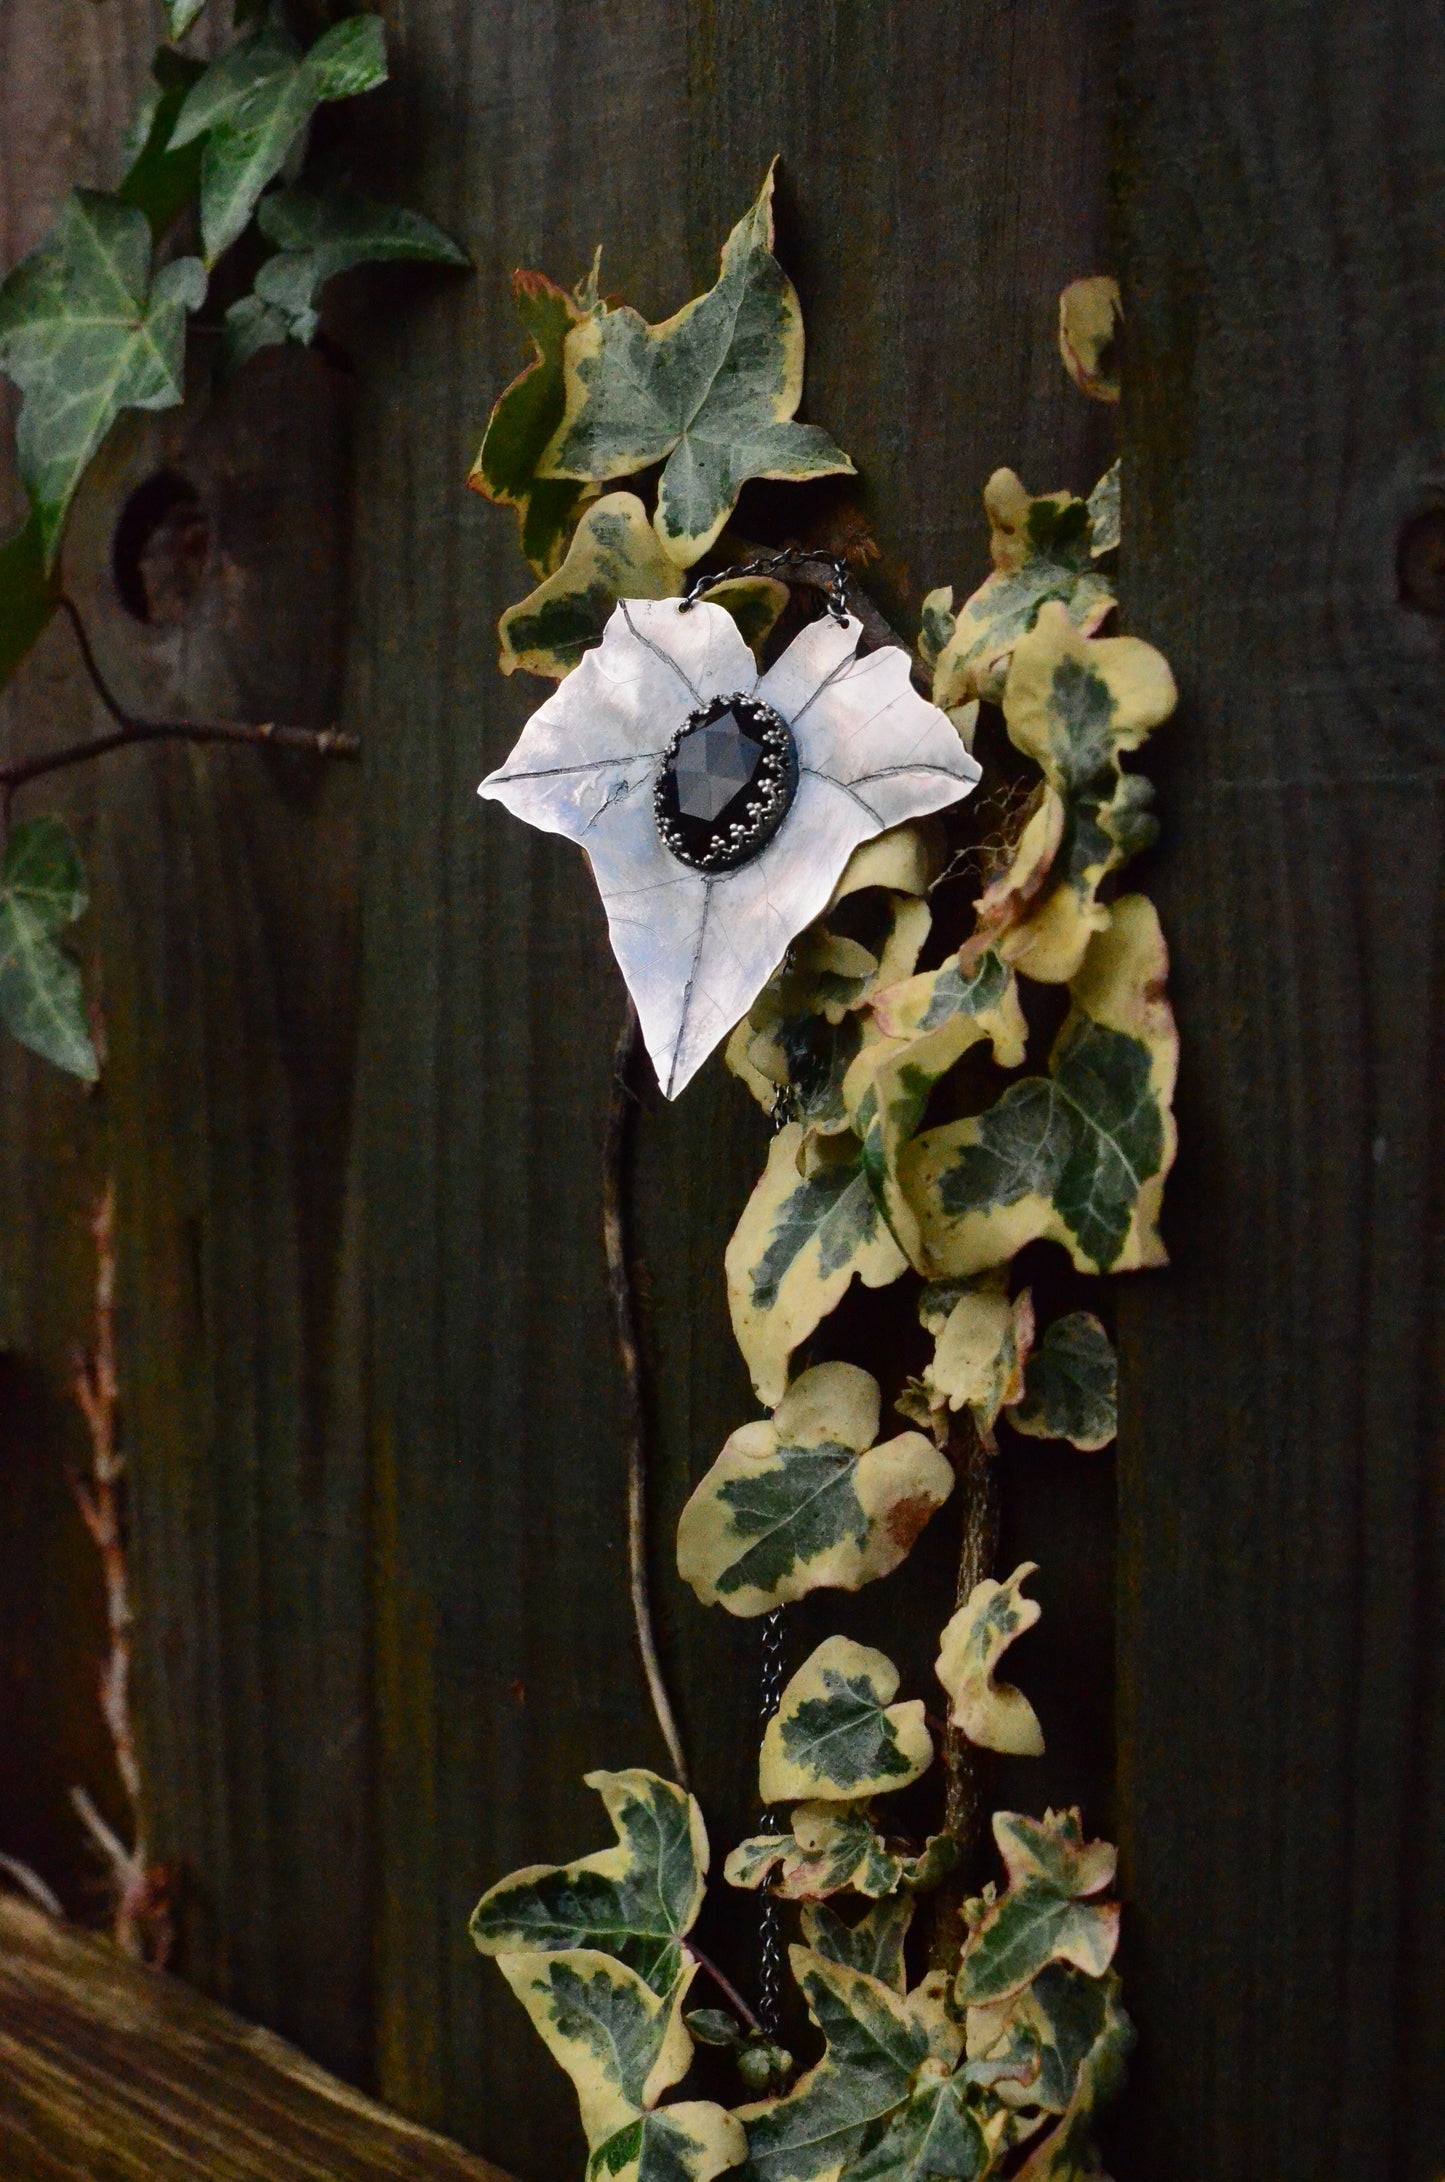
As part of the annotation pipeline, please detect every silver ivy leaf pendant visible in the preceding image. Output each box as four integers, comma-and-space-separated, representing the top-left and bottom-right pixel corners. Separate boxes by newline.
478, 598, 981, 1098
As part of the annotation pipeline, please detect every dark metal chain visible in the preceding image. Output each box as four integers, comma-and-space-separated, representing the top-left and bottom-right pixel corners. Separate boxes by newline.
679, 547, 853, 624
756, 1606, 787, 2036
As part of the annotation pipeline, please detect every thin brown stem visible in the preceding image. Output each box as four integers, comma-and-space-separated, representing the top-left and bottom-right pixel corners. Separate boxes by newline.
602, 1000, 690, 1791
683, 1942, 763, 2035
69, 1180, 171, 1966
0, 595, 360, 803
928, 1416, 999, 1974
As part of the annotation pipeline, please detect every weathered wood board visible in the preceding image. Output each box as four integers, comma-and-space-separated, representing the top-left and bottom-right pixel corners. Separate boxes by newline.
0, 1898, 510, 2181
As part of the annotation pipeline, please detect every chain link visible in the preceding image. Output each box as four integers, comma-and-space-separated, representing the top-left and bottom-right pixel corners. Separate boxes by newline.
756, 1606, 788, 2036
679, 547, 853, 624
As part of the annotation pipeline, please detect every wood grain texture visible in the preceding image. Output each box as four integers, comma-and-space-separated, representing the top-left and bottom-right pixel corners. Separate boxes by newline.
1112, 3, 1445, 2176
0, 1898, 510, 2181
347, 5, 1117, 2173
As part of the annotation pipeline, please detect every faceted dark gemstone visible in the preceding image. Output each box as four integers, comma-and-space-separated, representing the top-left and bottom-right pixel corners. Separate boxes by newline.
654, 693, 798, 873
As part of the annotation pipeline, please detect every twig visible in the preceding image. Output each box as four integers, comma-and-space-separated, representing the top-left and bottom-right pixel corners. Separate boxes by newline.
68, 1180, 171, 1965
0, 1852, 64, 1919
684, 1942, 763, 2035
602, 1000, 690, 1791
0, 595, 359, 810
928, 1416, 999, 1974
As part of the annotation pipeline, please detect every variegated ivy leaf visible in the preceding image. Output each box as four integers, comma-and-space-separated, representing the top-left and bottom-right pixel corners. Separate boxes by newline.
165, 0, 208, 35
539, 165, 854, 566
726, 1124, 908, 1409
848, 949, 1027, 1268
0, 193, 205, 564
470, 266, 603, 576
726, 1801, 955, 1904
223, 183, 467, 374
0, 816, 99, 1080
759, 1637, 932, 1805
1012, 1313, 1117, 1452
470, 1769, 706, 1993
677, 1361, 953, 1617
968, 1964, 1133, 2180
498, 492, 789, 679
918, 586, 956, 673
987, 602, 1175, 985
1010, 1979, 1132, 2182
902, 1279, 1034, 1452
1085, 463, 1119, 557
497, 1949, 744, 2182
740, 1947, 1017, 2182
169, 15, 389, 265
930, 470, 1115, 712
957, 1811, 1119, 2010
902, 894, 1178, 1280
936, 1564, 1044, 1758
1058, 277, 1122, 402
800, 1894, 915, 1993
726, 827, 935, 1133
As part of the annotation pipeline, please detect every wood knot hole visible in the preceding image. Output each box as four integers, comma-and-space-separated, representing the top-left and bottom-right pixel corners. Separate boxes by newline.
1396, 508, 1445, 617
112, 470, 212, 626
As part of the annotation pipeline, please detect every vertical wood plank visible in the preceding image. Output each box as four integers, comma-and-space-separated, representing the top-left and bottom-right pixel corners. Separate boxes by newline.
1113, 3, 1445, 2174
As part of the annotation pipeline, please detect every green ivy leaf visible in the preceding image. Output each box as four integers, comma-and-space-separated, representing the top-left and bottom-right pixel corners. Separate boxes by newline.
902, 895, 1178, 1280
740, 1948, 1011, 2182
170, 15, 389, 265
539, 165, 854, 567
0, 192, 205, 564
117, 50, 207, 241
677, 1362, 953, 1617
469, 267, 602, 577
726, 1803, 955, 1905
726, 1125, 907, 1410
929, 470, 1115, 711
469, 1769, 707, 1994
219, 182, 467, 367
936, 1564, 1044, 1758
0, 816, 98, 1080
957, 1812, 1119, 2010
0, 512, 61, 697
760, 1638, 932, 1806
164, 0, 209, 34
1012, 1313, 1117, 1451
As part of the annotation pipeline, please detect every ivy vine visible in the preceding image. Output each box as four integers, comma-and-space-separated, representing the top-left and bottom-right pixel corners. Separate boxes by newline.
0, 0, 465, 1080
468, 171, 1176, 2182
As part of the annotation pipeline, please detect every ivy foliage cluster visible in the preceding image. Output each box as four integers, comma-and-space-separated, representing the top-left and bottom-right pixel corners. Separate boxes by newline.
469, 172, 1177, 2182
0, 0, 464, 1080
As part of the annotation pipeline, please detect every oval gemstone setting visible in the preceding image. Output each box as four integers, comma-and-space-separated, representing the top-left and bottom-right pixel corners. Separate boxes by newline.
654, 694, 798, 874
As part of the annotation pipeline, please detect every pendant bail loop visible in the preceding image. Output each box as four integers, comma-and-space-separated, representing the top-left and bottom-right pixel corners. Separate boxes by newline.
679, 546, 853, 624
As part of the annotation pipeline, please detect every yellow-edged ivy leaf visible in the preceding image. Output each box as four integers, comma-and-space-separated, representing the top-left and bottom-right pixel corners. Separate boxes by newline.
918, 586, 956, 673
725, 1801, 956, 1904
469, 267, 603, 576
957, 1812, 1119, 2009
496, 1948, 697, 2144
799, 1894, 915, 1993
967, 1963, 1133, 2180
848, 950, 1027, 1268
930, 471, 1115, 712
588, 2103, 748, 2182
1058, 277, 1121, 402
901, 894, 1178, 1280
1009, 1980, 1132, 2181
117, 50, 207, 242
957, 790, 1066, 981
759, 1638, 932, 1806
1012, 1313, 1117, 1451
539, 165, 854, 567
1085, 463, 1119, 557
0, 511, 61, 696
228, 183, 467, 361
169, 15, 388, 265
727, 1125, 908, 1409
904, 1279, 1034, 1452
677, 1361, 953, 1617
470, 1768, 706, 1994
0, 192, 205, 565
0, 815, 98, 1080
989, 602, 1174, 984
936, 1564, 1044, 1758
740, 1947, 1013, 2182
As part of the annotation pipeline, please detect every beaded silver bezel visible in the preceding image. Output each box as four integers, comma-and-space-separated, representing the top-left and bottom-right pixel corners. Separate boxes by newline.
653, 693, 798, 874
